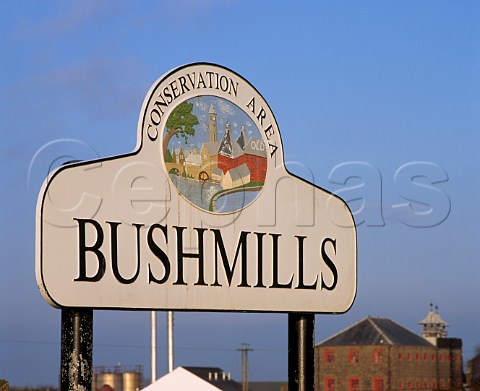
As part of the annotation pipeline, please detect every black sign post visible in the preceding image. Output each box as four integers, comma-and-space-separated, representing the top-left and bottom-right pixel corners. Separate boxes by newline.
288, 313, 315, 391
60, 309, 93, 391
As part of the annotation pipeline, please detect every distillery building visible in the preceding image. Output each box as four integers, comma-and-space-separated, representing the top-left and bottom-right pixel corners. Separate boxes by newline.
315, 307, 463, 391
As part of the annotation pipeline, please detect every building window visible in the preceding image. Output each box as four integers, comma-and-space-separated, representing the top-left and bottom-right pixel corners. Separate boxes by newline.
326, 378, 335, 391
415, 353, 419, 361
432, 380, 437, 389
398, 353, 402, 360
440, 354, 444, 362
350, 378, 360, 391
416, 380, 420, 389
407, 353, 411, 360
424, 381, 429, 389
374, 378, 384, 391
407, 381, 412, 389
423, 353, 428, 361
349, 350, 359, 364
325, 350, 335, 363
439, 379, 445, 389
374, 349, 383, 364
399, 380, 403, 389
432, 353, 436, 361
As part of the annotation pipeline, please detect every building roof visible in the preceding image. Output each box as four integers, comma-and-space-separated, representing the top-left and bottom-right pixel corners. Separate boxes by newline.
212, 167, 223, 176
218, 122, 244, 159
203, 141, 220, 156
184, 367, 242, 391
249, 381, 287, 391
419, 309, 448, 327
209, 103, 216, 115
227, 163, 250, 182
318, 317, 432, 347
236, 125, 247, 150
244, 138, 267, 158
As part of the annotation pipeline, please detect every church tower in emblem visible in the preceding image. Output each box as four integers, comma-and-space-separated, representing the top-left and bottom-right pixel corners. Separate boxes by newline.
209, 103, 218, 142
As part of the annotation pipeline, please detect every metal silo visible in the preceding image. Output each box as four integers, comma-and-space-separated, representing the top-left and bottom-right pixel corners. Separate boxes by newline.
96, 371, 123, 391
123, 370, 142, 391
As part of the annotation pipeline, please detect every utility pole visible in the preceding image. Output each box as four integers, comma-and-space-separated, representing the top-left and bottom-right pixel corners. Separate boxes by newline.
151, 311, 156, 383
237, 343, 253, 391
167, 311, 174, 373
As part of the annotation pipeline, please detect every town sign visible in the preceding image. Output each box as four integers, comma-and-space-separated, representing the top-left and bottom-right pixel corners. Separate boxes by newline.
36, 63, 357, 313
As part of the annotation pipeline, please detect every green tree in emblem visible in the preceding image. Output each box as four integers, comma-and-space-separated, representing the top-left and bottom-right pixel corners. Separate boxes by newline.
164, 148, 173, 162
163, 101, 199, 158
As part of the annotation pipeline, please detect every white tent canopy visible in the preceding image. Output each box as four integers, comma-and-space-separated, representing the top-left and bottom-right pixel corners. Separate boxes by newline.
142, 367, 225, 391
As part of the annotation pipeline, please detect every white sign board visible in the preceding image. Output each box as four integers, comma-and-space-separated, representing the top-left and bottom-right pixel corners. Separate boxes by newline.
36, 63, 356, 313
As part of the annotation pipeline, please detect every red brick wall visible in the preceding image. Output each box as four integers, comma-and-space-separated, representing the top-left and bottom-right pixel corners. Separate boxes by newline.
315, 345, 463, 391
244, 154, 267, 183
217, 154, 245, 174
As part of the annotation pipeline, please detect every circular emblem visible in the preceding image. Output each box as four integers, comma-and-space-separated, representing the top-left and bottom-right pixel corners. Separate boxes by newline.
163, 95, 267, 213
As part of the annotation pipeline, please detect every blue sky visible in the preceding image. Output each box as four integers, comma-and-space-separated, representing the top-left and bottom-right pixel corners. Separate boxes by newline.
1, 0, 479, 387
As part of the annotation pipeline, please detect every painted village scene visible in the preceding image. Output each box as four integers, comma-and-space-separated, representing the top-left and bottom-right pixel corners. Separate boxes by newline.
163, 96, 267, 213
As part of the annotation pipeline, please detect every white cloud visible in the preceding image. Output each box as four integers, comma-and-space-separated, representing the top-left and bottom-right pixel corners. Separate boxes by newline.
216, 99, 235, 115
200, 122, 208, 132
194, 100, 208, 112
